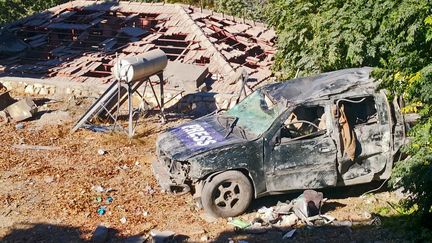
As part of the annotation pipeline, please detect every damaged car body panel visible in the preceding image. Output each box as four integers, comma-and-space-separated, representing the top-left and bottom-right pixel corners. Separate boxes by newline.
152, 67, 410, 217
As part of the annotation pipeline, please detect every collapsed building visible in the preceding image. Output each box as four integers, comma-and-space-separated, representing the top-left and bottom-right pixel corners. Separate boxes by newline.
0, 0, 276, 112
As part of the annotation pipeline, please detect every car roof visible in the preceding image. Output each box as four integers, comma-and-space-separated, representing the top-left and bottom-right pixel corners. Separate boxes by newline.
262, 67, 377, 104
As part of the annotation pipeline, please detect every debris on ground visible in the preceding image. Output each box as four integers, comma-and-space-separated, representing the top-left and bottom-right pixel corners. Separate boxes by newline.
227, 189, 354, 240
34, 110, 72, 129
228, 218, 251, 229
97, 149, 107, 155
3, 98, 37, 122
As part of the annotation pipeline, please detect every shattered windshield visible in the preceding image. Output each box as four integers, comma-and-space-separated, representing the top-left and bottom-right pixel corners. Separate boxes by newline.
223, 90, 282, 138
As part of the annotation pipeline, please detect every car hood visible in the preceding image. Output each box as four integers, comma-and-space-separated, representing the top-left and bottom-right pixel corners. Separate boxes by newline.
156, 115, 245, 161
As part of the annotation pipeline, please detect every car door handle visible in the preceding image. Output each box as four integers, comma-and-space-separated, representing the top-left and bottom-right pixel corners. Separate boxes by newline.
319, 147, 331, 153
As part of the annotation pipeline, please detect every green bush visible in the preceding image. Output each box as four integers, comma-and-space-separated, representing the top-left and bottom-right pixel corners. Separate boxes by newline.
264, 0, 432, 222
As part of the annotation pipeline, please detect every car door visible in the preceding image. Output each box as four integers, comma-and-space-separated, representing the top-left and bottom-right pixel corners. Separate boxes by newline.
264, 104, 338, 192
334, 93, 391, 181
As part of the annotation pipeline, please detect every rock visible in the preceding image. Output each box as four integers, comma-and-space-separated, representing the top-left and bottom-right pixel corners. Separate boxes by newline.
200, 235, 208, 242
91, 225, 109, 243
98, 149, 106, 155
6, 98, 37, 122
24, 85, 34, 94
15, 123, 24, 130
39, 87, 49, 95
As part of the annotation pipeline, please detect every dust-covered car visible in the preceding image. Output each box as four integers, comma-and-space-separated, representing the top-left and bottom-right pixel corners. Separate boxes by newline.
152, 67, 411, 217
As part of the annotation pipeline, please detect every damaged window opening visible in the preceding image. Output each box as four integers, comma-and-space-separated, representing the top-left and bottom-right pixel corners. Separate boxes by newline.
222, 90, 282, 139
336, 96, 378, 163
281, 105, 326, 140
337, 96, 377, 126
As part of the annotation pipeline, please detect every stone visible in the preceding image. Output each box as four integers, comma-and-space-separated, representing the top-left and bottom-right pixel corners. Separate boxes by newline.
24, 85, 34, 94
39, 87, 49, 95
6, 98, 37, 122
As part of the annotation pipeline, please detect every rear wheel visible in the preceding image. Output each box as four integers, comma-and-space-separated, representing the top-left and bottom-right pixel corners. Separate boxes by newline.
201, 171, 253, 218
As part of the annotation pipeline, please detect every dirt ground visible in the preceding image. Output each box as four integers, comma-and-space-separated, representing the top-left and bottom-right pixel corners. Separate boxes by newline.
0, 93, 418, 242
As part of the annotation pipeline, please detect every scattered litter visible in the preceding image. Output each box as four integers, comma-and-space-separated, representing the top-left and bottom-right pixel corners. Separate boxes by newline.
15, 123, 24, 129
93, 185, 105, 193
82, 124, 117, 133
145, 185, 155, 194
97, 149, 106, 155
96, 197, 102, 203
143, 211, 149, 216
120, 216, 127, 224
97, 206, 106, 215
91, 225, 109, 243
106, 196, 113, 204
150, 230, 175, 243
292, 190, 324, 224
200, 235, 208, 241
279, 213, 299, 227
228, 218, 251, 229
282, 229, 296, 239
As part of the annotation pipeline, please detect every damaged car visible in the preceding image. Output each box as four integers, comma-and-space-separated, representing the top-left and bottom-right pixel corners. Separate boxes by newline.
152, 67, 411, 217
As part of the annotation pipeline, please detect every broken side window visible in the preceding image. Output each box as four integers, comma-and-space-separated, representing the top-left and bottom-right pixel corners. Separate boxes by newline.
281, 105, 326, 140
335, 96, 377, 161
339, 96, 377, 126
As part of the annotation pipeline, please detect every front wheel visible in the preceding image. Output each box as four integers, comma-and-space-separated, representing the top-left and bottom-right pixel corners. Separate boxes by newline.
201, 171, 253, 218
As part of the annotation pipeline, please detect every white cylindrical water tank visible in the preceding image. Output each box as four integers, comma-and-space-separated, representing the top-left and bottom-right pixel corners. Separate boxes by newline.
112, 49, 168, 82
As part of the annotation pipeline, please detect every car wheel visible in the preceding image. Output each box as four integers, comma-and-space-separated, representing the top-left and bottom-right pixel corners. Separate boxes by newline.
201, 170, 253, 218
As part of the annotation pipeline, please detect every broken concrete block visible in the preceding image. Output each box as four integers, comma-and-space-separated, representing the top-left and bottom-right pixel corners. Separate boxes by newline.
24, 85, 34, 94
5, 98, 37, 122
39, 87, 49, 95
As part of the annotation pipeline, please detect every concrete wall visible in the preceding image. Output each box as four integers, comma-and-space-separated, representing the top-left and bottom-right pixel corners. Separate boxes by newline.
0, 78, 238, 115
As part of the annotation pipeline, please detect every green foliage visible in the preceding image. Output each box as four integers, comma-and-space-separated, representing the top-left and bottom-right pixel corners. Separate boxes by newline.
263, 0, 432, 221
213, 0, 265, 20
0, 0, 68, 25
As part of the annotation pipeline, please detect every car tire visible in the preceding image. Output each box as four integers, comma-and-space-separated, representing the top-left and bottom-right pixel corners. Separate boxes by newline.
201, 170, 253, 218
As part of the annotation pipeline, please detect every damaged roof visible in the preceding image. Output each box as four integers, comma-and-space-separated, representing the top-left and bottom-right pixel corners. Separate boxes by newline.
0, 0, 276, 94
264, 67, 376, 103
